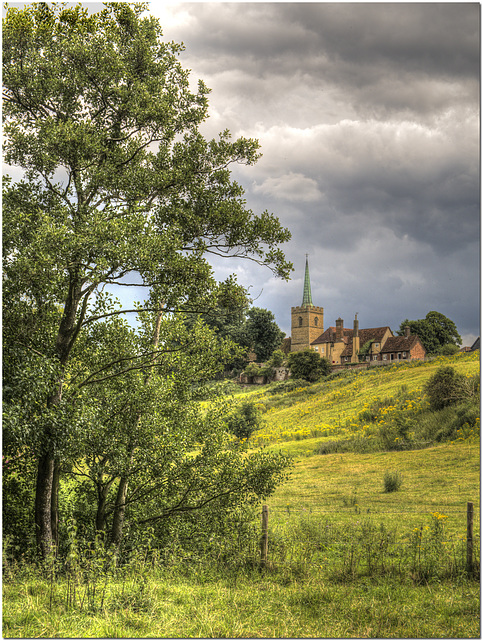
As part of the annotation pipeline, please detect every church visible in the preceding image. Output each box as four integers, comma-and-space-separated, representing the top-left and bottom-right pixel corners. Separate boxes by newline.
290, 257, 426, 366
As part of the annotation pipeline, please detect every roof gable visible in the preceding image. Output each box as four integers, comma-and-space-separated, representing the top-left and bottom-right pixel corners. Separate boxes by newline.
381, 335, 425, 353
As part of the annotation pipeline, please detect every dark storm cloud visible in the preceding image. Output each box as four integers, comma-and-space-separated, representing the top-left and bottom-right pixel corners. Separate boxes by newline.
150, 3, 480, 344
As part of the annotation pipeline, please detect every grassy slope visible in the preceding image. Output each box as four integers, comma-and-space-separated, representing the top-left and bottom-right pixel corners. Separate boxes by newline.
249, 352, 479, 447
3, 353, 480, 639
251, 352, 480, 534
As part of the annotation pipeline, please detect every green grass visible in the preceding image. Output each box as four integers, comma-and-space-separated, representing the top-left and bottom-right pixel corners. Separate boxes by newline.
3, 352, 480, 637
3, 571, 480, 638
248, 352, 479, 446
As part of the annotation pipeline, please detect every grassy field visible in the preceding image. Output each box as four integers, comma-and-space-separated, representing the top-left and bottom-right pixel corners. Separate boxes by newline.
3, 572, 479, 638
3, 352, 480, 638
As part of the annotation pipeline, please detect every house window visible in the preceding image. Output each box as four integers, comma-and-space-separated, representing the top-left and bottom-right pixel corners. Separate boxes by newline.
383, 354, 388, 360
314, 346, 319, 352
321, 347, 325, 354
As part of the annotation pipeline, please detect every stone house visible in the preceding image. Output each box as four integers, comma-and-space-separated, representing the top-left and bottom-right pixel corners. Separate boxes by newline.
290, 256, 426, 365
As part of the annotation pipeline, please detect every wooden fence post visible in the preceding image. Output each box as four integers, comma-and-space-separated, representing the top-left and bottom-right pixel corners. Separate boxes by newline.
260, 505, 268, 566
467, 501, 474, 575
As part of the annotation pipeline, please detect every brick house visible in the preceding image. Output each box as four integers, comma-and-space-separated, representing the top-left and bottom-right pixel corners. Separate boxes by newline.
378, 327, 426, 363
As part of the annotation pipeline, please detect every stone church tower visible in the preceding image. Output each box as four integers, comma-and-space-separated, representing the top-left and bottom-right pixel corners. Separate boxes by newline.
290, 256, 324, 352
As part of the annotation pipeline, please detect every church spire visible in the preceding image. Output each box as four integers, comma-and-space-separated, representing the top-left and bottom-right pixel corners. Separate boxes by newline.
302, 254, 313, 307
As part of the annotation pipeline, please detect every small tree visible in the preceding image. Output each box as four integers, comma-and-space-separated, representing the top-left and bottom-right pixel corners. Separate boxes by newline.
288, 349, 332, 382
225, 402, 262, 440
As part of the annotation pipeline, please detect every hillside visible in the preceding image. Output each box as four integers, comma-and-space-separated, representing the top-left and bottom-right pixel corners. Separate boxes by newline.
235, 351, 480, 538
235, 351, 479, 451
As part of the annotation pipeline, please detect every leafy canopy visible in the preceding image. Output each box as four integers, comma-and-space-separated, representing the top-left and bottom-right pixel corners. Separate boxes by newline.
397, 312, 461, 355
287, 349, 332, 382
3, 2, 293, 558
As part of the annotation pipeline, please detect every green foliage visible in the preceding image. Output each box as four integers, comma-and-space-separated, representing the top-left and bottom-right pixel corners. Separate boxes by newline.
244, 307, 285, 362
225, 401, 263, 440
268, 349, 285, 368
398, 312, 462, 354
288, 349, 332, 382
424, 366, 479, 411
244, 362, 262, 378
258, 365, 275, 380
3, 1, 293, 559
2, 451, 37, 558
438, 343, 461, 356
383, 471, 403, 493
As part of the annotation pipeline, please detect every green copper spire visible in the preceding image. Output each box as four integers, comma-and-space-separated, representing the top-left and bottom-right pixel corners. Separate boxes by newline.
302, 255, 313, 306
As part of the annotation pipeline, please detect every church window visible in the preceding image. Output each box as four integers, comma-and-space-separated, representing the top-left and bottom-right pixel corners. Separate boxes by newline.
314, 317, 318, 327
298, 317, 303, 327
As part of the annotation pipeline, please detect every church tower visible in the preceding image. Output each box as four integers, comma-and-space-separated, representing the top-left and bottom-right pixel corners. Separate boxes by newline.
290, 256, 324, 352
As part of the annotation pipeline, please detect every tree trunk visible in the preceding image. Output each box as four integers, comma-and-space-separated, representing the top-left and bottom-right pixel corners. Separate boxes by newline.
34, 279, 83, 559
35, 451, 55, 560
95, 479, 113, 538
110, 476, 129, 552
51, 462, 60, 553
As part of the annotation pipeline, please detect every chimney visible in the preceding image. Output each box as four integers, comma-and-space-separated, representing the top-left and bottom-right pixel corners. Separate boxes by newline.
336, 317, 343, 341
404, 325, 410, 338
352, 314, 360, 363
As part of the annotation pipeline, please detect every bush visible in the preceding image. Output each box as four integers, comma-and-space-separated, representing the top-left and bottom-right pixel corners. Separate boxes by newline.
288, 350, 332, 382
225, 401, 262, 440
268, 349, 285, 368
243, 362, 261, 378
437, 343, 461, 356
383, 471, 402, 493
424, 366, 479, 410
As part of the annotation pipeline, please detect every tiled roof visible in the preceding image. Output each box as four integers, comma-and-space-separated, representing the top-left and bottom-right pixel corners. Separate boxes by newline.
380, 335, 423, 353
318, 327, 392, 357
341, 327, 392, 356
311, 327, 351, 344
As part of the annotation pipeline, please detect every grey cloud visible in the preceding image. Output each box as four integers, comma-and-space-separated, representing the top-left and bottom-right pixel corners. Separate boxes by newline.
172, 3, 479, 124
149, 3, 479, 343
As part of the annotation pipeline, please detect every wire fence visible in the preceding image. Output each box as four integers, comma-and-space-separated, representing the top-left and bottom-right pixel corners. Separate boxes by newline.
252, 501, 479, 579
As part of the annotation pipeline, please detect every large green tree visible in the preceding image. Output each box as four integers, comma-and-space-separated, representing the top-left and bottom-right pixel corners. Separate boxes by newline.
244, 307, 285, 362
61, 312, 289, 553
3, 2, 292, 559
397, 311, 462, 355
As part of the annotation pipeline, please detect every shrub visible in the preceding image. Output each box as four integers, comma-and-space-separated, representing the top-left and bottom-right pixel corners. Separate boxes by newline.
438, 343, 461, 356
288, 349, 332, 382
383, 471, 402, 493
268, 349, 285, 368
243, 362, 261, 378
225, 401, 262, 440
424, 366, 479, 410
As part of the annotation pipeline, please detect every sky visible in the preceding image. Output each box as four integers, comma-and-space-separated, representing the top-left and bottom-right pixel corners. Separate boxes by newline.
146, 1, 480, 347
3, 2, 480, 346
